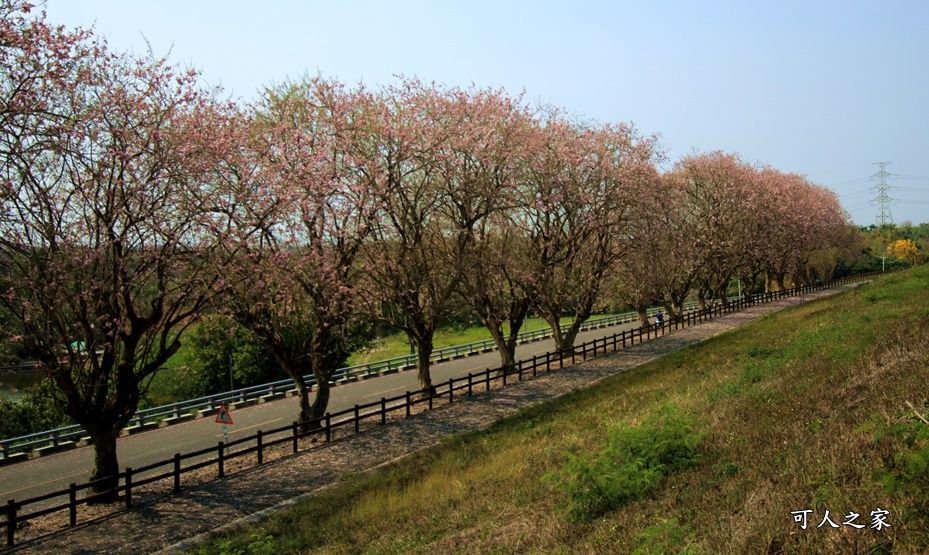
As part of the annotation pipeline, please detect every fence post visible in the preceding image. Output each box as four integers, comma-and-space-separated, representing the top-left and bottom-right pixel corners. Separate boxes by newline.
125, 467, 132, 509
381, 397, 387, 424
406, 392, 411, 417
292, 421, 298, 453
486, 368, 491, 390
502, 367, 507, 386
449, 379, 454, 403
174, 454, 181, 492
69, 483, 77, 526
468, 373, 473, 396
354, 405, 360, 433
218, 442, 225, 478
257, 430, 263, 466
428, 389, 434, 410
325, 413, 331, 443
6, 500, 15, 547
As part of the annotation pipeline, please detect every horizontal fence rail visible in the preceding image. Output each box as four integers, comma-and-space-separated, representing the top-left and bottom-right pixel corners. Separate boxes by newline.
0, 270, 889, 547
0, 303, 703, 461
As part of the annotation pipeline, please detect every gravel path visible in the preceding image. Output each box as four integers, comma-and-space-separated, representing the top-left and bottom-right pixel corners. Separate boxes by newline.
4, 286, 857, 554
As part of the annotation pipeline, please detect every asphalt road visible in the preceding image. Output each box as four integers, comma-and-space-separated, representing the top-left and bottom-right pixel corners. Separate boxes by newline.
0, 318, 643, 507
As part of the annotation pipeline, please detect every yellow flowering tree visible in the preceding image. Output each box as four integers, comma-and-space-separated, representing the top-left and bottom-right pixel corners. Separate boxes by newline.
886, 239, 920, 265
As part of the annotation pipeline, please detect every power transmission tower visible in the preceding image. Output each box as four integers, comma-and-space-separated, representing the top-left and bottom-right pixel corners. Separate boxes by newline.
870, 161, 897, 226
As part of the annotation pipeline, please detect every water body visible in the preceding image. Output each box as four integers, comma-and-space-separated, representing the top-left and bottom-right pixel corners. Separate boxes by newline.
0, 371, 41, 402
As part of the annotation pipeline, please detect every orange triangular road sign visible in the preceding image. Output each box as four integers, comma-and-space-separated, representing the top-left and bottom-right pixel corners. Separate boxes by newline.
215, 402, 234, 425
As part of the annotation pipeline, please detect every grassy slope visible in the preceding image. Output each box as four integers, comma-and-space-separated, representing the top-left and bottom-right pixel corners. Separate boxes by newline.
190, 268, 929, 555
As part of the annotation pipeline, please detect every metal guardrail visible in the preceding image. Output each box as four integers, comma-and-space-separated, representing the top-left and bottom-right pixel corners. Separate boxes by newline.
0, 296, 740, 547
0, 306, 679, 459
0, 294, 774, 460
0, 271, 890, 547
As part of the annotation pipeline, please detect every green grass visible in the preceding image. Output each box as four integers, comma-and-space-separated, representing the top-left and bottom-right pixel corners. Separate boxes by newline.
187, 268, 929, 553
144, 314, 607, 406
346, 315, 605, 366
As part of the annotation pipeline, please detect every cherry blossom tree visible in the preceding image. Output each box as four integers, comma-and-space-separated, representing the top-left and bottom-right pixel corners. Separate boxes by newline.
524, 114, 659, 353
431, 86, 537, 372
0, 3, 231, 495
666, 152, 758, 309
355, 80, 466, 395
751, 170, 851, 290
213, 76, 376, 425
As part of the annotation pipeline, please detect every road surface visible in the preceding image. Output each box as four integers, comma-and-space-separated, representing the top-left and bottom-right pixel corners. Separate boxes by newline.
0, 318, 643, 506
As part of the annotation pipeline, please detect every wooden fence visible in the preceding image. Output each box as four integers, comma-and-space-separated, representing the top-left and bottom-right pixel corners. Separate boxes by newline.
1, 271, 889, 547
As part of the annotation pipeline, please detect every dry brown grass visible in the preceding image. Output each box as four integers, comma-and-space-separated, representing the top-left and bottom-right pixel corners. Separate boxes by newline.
185, 268, 929, 554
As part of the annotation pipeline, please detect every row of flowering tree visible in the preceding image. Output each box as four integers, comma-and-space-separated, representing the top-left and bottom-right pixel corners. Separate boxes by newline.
609, 152, 852, 325
0, 1, 855, 496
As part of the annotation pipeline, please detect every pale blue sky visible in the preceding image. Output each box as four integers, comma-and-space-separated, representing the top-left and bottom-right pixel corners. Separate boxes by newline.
43, 0, 929, 226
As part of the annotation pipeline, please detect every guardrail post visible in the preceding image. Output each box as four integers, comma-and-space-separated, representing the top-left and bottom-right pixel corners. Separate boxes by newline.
69, 483, 77, 525
381, 397, 387, 424
257, 431, 263, 465
174, 454, 182, 492
125, 467, 133, 509
6, 499, 15, 547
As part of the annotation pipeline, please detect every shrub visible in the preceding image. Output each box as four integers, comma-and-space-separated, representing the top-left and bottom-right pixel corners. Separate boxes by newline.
550, 404, 705, 521
0, 378, 72, 441
872, 408, 929, 518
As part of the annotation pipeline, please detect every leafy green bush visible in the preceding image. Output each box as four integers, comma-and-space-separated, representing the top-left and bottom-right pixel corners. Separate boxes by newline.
872, 411, 929, 517
0, 378, 72, 441
550, 405, 705, 521
143, 316, 286, 406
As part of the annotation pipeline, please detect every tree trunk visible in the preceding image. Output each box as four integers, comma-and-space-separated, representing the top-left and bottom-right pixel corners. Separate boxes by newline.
415, 334, 435, 397
293, 375, 313, 425
309, 374, 329, 423
485, 320, 517, 375
766, 273, 785, 292
547, 312, 587, 358
663, 300, 683, 323
559, 323, 583, 356
716, 283, 729, 308
636, 306, 651, 328
88, 427, 122, 500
